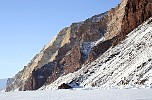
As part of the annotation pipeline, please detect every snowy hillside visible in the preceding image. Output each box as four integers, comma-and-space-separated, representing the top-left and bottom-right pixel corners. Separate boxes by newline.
41, 17, 152, 90
1, 89, 152, 100
0, 79, 7, 91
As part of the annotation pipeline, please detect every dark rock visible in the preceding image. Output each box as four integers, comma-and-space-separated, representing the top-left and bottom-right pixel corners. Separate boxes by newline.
58, 83, 72, 89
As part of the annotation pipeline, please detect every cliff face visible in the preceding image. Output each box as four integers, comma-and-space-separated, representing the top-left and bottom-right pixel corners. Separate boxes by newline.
89, 0, 152, 61
121, 0, 152, 36
42, 17, 152, 90
5, 0, 152, 91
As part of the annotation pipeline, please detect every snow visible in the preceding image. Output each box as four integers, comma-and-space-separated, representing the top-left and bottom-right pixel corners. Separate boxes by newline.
1, 89, 152, 100
0, 79, 7, 91
38, 76, 44, 79
80, 37, 105, 59
94, 37, 105, 46
39, 73, 77, 90
81, 42, 94, 58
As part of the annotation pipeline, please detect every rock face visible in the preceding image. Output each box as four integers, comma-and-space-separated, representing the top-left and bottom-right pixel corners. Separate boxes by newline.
5, 0, 152, 92
41, 17, 152, 90
89, 0, 152, 61
112, 0, 152, 48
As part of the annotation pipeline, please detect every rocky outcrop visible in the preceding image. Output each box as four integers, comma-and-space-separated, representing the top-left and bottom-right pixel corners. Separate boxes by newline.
58, 83, 72, 89
121, 0, 152, 36
111, 0, 152, 47
5, 0, 152, 92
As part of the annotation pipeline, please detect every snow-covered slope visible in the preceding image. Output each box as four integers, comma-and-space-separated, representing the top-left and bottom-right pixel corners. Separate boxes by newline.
0, 79, 7, 91
41, 17, 152, 90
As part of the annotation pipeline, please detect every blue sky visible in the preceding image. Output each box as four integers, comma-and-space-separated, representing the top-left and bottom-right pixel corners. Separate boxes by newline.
0, 0, 121, 79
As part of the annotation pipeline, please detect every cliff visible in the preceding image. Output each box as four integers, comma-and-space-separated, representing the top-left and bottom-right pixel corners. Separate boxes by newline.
5, 0, 152, 91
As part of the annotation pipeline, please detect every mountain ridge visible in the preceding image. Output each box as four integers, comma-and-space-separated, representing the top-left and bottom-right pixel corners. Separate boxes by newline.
5, 0, 152, 92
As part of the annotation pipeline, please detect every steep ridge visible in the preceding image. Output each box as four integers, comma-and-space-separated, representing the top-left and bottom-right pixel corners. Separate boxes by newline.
41, 17, 152, 90
5, 0, 152, 91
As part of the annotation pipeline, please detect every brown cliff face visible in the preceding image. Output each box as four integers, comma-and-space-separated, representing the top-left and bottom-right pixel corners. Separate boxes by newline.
5, 0, 152, 91
45, 44, 82, 84
89, 0, 152, 60
120, 0, 152, 37
76, 12, 108, 42
60, 44, 82, 74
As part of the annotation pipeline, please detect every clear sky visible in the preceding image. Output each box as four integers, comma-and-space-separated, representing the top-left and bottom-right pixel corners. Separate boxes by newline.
0, 0, 121, 79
